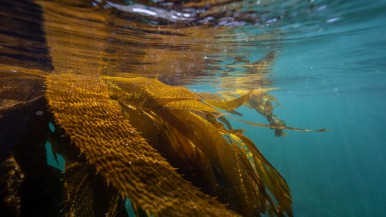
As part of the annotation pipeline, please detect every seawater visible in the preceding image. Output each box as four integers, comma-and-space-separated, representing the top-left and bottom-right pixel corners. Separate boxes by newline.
188, 1, 386, 216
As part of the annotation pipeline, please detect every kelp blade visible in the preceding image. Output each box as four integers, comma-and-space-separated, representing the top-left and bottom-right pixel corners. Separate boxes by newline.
45, 73, 239, 217
104, 75, 294, 217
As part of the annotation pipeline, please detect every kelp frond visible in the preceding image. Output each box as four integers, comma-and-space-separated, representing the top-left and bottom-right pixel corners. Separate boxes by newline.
0, 65, 320, 216
46, 73, 240, 217
236, 118, 329, 133
198, 87, 287, 136
98, 75, 294, 216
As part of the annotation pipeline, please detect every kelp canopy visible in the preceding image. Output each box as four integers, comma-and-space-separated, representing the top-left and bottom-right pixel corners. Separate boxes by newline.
0, 0, 326, 217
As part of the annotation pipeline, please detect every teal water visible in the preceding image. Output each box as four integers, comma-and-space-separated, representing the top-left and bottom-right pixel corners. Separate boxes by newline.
270, 6, 386, 216
189, 1, 386, 216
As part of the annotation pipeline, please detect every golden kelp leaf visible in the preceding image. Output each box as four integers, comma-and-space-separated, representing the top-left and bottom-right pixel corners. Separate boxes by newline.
236, 118, 329, 133
217, 115, 234, 130
104, 72, 142, 79
103, 76, 200, 101
162, 100, 220, 114
103, 75, 294, 216
104, 76, 263, 215
104, 76, 210, 112
231, 132, 293, 217
204, 91, 252, 111
199, 88, 288, 136
200, 88, 276, 111
105, 77, 217, 115
153, 109, 261, 216
229, 144, 276, 214
157, 118, 220, 196
223, 131, 291, 216
195, 92, 224, 101
46, 73, 239, 217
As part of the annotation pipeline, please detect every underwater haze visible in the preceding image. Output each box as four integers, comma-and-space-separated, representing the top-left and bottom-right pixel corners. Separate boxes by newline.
1, 0, 386, 216
190, 0, 386, 216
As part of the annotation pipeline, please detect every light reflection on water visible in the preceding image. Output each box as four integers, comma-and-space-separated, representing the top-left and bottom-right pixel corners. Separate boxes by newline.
1, 0, 386, 216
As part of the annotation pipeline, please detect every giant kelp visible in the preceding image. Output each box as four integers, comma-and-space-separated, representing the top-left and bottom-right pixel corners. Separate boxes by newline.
45, 73, 240, 217
0, 0, 328, 216
103, 75, 294, 216
0, 64, 299, 216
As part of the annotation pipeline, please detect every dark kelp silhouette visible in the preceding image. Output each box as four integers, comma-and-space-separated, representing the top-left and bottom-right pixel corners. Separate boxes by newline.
0, 0, 327, 216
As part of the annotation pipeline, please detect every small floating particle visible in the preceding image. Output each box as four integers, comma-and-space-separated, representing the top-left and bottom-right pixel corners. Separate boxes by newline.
36, 111, 44, 116
326, 17, 341, 23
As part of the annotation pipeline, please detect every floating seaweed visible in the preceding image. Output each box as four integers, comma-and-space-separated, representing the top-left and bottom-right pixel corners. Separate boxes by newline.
0, 66, 322, 217
0, 0, 327, 217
